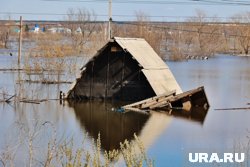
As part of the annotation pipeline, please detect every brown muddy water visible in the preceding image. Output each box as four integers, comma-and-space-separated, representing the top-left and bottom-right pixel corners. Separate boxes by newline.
0, 54, 250, 167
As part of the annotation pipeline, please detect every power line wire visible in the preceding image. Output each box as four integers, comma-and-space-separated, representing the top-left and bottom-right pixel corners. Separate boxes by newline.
116, 21, 250, 38
0, 12, 239, 20
41, 0, 250, 6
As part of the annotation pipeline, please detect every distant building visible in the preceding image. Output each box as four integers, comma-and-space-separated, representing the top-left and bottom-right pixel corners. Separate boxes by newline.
47, 27, 71, 34
29, 24, 40, 33
34, 24, 39, 33
75, 27, 82, 34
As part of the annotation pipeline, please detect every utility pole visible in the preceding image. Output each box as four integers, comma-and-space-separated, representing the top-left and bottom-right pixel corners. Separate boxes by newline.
18, 16, 22, 65
108, 0, 112, 40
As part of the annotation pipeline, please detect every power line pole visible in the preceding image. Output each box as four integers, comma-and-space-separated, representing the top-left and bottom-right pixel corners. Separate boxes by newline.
108, 0, 112, 40
18, 16, 22, 65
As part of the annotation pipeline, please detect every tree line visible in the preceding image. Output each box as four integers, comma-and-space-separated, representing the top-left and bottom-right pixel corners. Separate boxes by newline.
0, 9, 250, 60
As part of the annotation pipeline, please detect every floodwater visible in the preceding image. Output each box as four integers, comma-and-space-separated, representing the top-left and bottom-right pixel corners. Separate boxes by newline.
0, 54, 250, 167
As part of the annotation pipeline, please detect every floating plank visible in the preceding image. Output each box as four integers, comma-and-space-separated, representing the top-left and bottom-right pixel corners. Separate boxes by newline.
122, 86, 209, 112
168, 87, 205, 103
19, 100, 41, 104
215, 107, 250, 111
123, 90, 176, 109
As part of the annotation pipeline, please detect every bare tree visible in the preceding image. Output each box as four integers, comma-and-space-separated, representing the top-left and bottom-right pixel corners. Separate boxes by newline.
65, 8, 97, 53
135, 11, 150, 37
182, 25, 195, 57
0, 15, 14, 49
0, 22, 11, 48
112, 11, 164, 56
134, 11, 163, 56
187, 9, 222, 57
237, 26, 250, 55
231, 12, 250, 55
167, 25, 185, 60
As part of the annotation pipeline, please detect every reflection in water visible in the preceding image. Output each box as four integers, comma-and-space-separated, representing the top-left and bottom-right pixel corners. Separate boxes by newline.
68, 101, 208, 152
68, 101, 150, 151
165, 107, 209, 124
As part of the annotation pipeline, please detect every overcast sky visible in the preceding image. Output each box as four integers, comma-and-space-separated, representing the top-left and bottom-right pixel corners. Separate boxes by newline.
0, 0, 250, 21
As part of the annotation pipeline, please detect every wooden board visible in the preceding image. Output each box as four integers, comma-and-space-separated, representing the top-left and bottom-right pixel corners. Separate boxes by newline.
122, 86, 209, 112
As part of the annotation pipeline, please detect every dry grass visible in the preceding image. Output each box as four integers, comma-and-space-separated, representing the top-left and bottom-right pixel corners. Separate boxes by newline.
25, 30, 106, 59
29, 33, 76, 58
0, 120, 154, 167
35, 43, 75, 58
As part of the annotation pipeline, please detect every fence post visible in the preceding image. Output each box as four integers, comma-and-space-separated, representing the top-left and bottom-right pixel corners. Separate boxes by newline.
18, 16, 22, 65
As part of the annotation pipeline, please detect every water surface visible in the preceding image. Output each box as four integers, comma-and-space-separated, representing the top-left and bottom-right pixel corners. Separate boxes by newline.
0, 54, 250, 166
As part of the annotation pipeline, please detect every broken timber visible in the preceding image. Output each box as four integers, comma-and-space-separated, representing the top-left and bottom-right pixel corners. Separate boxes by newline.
122, 86, 209, 112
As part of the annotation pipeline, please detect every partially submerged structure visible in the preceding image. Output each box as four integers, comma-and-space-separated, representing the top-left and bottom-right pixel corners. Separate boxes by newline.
122, 86, 209, 112
67, 37, 209, 111
67, 37, 182, 101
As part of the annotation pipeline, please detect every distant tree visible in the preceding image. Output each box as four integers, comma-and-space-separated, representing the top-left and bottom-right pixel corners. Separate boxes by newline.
135, 11, 150, 37
231, 12, 250, 55
25, 24, 30, 32
0, 30, 9, 48
168, 25, 185, 60
134, 11, 163, 56
65, 8, 97, 53
187, 9, 222, 57
182, 23, 195, 57
42, 26, 46, 32
0, 22, 11, 49
112, 11, 164, 56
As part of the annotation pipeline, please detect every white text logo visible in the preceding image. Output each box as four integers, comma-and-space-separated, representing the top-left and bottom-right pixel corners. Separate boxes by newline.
189, 153, 245, 163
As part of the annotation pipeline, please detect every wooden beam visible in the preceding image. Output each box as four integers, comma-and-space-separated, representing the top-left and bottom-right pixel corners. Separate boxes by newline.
123, 90, 176, 109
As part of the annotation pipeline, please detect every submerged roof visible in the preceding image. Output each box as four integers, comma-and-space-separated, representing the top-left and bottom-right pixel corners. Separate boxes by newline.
114, 37, 182, 95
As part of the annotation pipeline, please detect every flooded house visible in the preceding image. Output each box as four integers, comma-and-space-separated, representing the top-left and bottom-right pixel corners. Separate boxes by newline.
67, 37, 209, 111
67, 37, 182, 101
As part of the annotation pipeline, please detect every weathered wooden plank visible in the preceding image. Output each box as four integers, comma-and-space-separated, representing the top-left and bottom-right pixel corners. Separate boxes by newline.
123, 90, 176, 109
142, 96, 172, 109
148, 100, 171, 109
168, 87, 204, 103
122, 86, 209, 112
19, 100, 41, 104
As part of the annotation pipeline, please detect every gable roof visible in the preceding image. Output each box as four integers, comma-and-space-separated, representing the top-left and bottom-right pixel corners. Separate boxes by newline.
114, 37, 182, 95
142, 69, 182, 95
115, 37, 167, 69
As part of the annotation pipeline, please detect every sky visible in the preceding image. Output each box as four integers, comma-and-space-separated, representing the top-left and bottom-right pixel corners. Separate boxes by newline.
0, 0, 250, 21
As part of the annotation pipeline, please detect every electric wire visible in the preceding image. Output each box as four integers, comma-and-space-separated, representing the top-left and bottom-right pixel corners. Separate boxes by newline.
41, 0, 250, 6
